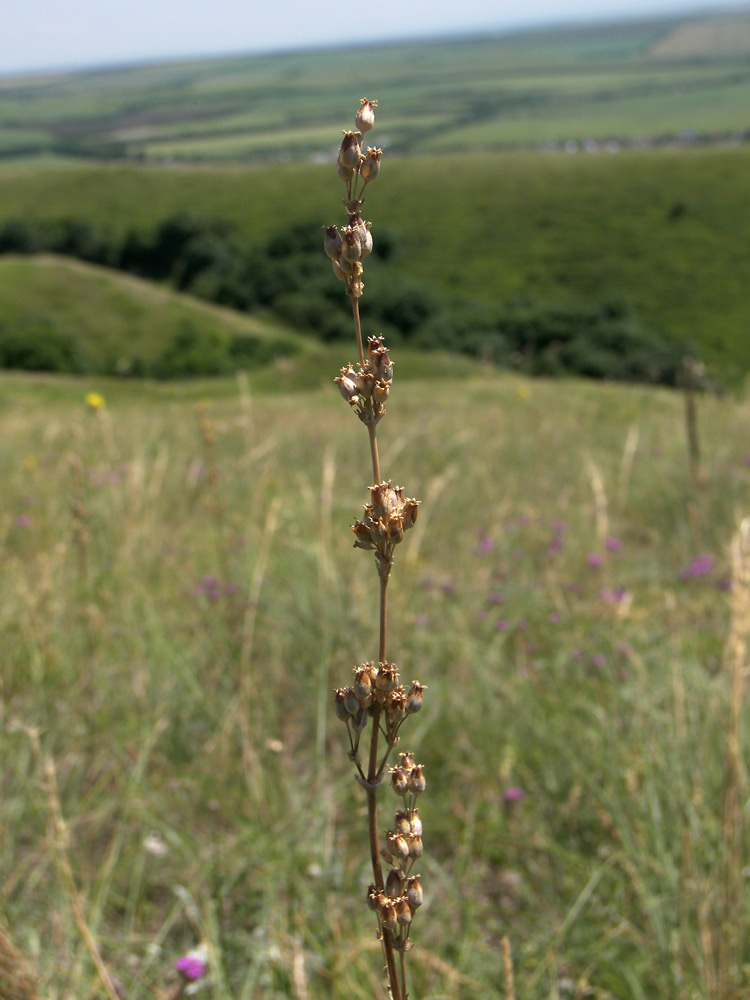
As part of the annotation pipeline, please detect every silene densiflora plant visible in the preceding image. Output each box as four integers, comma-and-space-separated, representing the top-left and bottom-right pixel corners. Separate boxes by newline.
325, 100, 426, 1000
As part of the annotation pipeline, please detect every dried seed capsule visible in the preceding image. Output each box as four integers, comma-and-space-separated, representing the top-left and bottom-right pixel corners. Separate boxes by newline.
405, 682, 426, 715
336, 156, 354, 181
408, 834, 423, 858
386, 868, 403, 898
386, 690, 407, 725
355, 98, 377, 133
394, 810, 411, 835
380, 901, 398, 932
331, 258, 347, 281
335, 374, 360, 405
348, 214, 373, 258
402, 499, 420, 530
339, 130, 362, 170
360, 147, 383, 183
366, 884, 379, 910
340, 226, 362, 263
391, 767, 409, 796
323, 225, 342, 260
333, 688, 349, 722
352, 520, 373, 549
353, 665, 373, 699
408, 810, 423, 837
387, 832, 410, 860
376, 662, 399, 692
405, 875, 423, 909
399, 753, 416, 771
343, 689, 360, 716
408, 765, 426, 795
395, 897, 412, 926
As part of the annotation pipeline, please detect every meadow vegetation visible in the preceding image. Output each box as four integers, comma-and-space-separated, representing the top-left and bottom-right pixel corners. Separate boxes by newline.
0, 144, 749, 381
2, 366, 750, 998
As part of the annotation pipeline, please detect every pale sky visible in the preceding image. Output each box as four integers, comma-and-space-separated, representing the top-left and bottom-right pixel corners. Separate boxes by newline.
1, 0, 748, 76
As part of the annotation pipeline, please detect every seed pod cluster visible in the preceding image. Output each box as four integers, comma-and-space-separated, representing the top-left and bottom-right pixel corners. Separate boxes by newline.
365, 754, 427, 952
324, 100, 383, 303
352, 481, 420, 578
334, 663, 427, 753
334, 335, 393, 425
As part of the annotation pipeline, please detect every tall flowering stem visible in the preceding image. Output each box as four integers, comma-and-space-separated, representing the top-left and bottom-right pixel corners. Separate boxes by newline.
327, 100, 426, 1000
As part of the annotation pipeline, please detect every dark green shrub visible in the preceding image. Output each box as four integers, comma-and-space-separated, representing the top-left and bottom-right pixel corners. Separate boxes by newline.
228, 334, 299, 366
0, 319, 89, 373
151, 322, 231, 378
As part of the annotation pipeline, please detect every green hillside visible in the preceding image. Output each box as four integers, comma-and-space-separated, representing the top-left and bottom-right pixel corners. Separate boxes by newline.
0, 145, 747, 377
0, 255, 310, 375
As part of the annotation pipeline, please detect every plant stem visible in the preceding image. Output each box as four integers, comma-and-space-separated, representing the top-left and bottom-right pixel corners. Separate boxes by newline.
352, 297, 365, 368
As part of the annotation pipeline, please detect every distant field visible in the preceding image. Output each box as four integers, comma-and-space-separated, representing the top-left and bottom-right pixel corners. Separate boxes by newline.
0, 10, 749, 164
0, 145, 748, 377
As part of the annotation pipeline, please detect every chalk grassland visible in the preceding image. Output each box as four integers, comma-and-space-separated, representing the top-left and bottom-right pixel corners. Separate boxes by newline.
0, 10, 749, 163
0, 145, 748, 375
2, 369, 749, 998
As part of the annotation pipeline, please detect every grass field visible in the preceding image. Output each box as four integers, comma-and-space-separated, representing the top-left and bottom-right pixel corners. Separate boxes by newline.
0, 10, 749, 164
2, 362, 750, 998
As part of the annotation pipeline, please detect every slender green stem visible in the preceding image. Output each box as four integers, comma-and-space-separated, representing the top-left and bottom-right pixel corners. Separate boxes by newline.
352, 297, 365, 369
379, 573, 388, 663
369, 423, 381, 484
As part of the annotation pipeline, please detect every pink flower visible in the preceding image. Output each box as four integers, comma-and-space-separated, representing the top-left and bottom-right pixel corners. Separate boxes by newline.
605, 536, 623, 551
680, 554, 715, 580
176, 947, 208, 981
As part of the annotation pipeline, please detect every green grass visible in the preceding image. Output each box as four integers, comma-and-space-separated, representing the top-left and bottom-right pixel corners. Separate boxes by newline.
0, 254, 313, 372
1, 366, 749, 998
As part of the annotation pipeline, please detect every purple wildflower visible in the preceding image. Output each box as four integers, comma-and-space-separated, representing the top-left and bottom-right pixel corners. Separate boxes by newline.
549, 612, 562, 624
195, 576, 222, 600
587, 553, 604, 569
680, 554, 715, 580
590, 653, 607, 668
599, 587, 627, 604
547, 536, 564, 555
176, 946, 208, 981
605, 536, 623, 552
495, 619, 508, 632
477, 534, 495, 555
502, 786, 524, 804
488, 591, 505, 605
553, 519, 566, 535
15, 515, 31, 528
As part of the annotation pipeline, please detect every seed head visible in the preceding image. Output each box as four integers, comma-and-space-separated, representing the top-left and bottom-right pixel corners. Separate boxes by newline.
339, 130, 362, 170
341, 226, 362, 263
395, 897, 412, 926
393, 810, 411, 836
408, 764, 426, 795
323, 225, 342, 260
333, 688, 349, 722
408, 834, 423, 858
405, 875, 423, 909
387, 831, 410, 860
355, 98, 377, 133
380, 900, 398, 932
386, 868, 403, 898
360, 147, 383, 183
391, 766, 409, 796
405, 682, 426, 715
